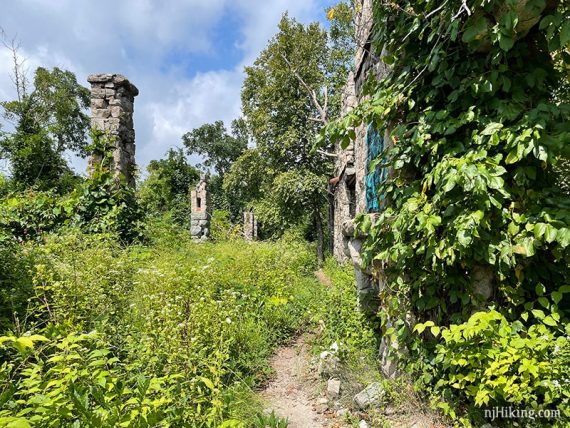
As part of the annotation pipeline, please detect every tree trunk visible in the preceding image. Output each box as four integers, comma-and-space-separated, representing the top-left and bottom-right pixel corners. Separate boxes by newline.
327, 184, 334, 255
314, 208, 325, 265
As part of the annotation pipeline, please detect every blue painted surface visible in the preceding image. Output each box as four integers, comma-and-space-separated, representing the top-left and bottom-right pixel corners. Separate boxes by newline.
365, 124, 387, 212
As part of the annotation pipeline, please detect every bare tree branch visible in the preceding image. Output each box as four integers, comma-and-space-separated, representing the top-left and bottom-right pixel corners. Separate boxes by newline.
280, 53, 329, 124
1, 27, 28, 102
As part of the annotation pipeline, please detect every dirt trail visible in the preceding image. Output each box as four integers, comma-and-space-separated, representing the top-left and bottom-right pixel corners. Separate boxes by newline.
261, 335, 331, 428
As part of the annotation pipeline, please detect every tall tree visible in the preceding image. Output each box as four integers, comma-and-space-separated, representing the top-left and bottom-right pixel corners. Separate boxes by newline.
182, 119, 248, 180
0, 67, 90, 191
237, 11, 354, 261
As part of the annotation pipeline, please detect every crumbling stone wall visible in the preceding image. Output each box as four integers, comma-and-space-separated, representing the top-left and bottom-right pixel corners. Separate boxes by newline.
87, 73, 138, 188
332, 0, 496, 378
331, 0, 387, 313
190, 175, 211, 241
243, 211, 258, 241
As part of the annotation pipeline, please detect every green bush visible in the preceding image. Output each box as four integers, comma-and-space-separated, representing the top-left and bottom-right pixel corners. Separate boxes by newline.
420, 310, 570, 426
0, 235, 34, 329
210, 210, 242, 241
313, 259, 378, 360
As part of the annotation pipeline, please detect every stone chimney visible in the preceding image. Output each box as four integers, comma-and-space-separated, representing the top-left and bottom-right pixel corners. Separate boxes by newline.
87, 73, 139, 187
190, 175, 211, 241
243, 211, 258, 241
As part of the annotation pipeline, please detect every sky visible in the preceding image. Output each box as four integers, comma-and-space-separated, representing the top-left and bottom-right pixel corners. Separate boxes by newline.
0, 0, 335, 175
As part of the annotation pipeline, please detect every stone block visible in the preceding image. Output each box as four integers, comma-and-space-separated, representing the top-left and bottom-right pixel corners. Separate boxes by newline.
472, 265, 494, 301
111, 106, 122, 118
91, 98, 106, 109
192, 212, 208, 221
353, 382, 384, 410
93, 108, 110, 119
327, 379, 341, 399
318, 352, 340, 378
91, 87, 106, 98
190, 226, 202, 236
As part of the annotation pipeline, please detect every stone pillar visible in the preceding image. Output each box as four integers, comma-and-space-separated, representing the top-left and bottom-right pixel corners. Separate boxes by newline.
190, 175, 211, 241
243, 211, 258, 241
87, 73, 139, 188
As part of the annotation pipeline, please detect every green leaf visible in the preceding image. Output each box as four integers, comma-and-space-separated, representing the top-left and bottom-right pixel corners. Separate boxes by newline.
430, 326, 441, 337
6, 420, 32, 428
499, 34, 515, 51
481, 122, 503, 136
533, 223, 547, 239
537, 297, 549, 309
13, 337, 34, 352
544, 224, 558, 243
561, 20, 570, 46
462, 16, 488, 43
552, 291, 563, 305
200, 377, 215, 391
543, 316, 557, 327
505, 146, 522, 164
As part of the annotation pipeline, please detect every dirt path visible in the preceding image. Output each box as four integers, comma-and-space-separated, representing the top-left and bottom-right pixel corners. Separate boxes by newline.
261, 335, 331, 428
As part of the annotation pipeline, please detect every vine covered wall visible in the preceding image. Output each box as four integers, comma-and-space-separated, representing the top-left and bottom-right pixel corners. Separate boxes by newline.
324, 0, 570, 424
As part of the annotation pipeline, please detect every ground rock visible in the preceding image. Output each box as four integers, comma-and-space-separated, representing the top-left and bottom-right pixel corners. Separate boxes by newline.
327, 378, 341, 399
353, 382, 384, 410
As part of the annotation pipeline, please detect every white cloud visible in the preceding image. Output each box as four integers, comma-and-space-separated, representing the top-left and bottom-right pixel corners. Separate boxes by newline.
0, 0, 331, 176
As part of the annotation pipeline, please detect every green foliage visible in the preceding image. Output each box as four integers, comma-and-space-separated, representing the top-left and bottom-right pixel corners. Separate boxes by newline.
210, 210, 242, 241
242, 14, 330, 173
236, 10, 354, 257
0, 67, 89, 191
182, 119, 248, 179
0, 332, 193, 427
68, 132, 143, 243
138, 148, 199, 225
313, 259, 378, 359
0, 236, 33, 329
321, 0, 570, 423
425, 310, 570, 425
0, 189, 68, 240
0, 226, 325, 426
182, 120, 248, 219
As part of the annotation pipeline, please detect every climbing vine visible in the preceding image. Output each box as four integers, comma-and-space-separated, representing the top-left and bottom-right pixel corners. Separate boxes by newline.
323, 0, 570, 423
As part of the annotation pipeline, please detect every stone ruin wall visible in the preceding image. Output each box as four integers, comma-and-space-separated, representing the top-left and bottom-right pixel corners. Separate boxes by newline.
332, 0, 390, 318
190, 176, 211, 241
243, 211, 258, 241
332, 0, 496, 378
87, 74, 138, 188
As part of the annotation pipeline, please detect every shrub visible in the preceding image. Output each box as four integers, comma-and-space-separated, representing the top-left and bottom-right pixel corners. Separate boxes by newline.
423, 310, 570, 426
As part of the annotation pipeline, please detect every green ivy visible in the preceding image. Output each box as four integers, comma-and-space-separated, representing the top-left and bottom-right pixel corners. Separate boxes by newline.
321, 0, 570, 423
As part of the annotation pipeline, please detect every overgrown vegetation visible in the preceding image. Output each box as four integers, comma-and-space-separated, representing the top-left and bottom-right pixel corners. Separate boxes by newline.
0, 225, 325, 426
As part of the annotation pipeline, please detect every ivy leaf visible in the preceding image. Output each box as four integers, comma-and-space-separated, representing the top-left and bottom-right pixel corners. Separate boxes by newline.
430, 326, 441, 337
481, 122, 503, 136
552, 291, 563, 305
533, 223, 547, 239
543, 316, 557, 327
462, 16, 488, 43
561, 20, 570, 47
499, 34, 515, 51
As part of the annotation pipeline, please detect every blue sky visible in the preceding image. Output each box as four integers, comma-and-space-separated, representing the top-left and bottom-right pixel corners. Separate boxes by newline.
0, 0, 335, 174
